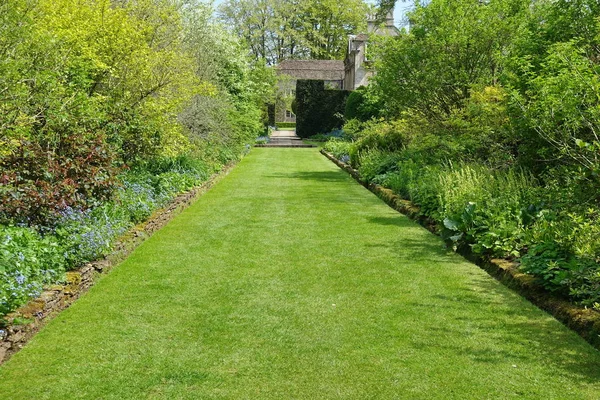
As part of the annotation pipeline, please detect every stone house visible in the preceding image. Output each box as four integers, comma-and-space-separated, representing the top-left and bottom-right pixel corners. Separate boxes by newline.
344, 10, 399, 90
274, 10, 398, 123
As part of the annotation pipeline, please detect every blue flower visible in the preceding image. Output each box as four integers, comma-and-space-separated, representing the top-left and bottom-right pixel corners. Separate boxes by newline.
15, 274, 26, 285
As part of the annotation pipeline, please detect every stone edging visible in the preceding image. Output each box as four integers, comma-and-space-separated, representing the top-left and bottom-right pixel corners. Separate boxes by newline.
0, 162, 236, 365
321, 149, 600, 350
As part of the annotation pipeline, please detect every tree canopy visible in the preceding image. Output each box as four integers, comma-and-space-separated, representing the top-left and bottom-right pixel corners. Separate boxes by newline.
218, 0, 369, 63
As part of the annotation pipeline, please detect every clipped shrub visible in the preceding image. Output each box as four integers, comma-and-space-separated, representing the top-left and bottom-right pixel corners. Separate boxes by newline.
276, 122, 296, 129
295, 80, 349, 138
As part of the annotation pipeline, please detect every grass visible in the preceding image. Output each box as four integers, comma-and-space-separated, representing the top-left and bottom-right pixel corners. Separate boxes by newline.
1, 148, 599, 399
301, 139, 325, 148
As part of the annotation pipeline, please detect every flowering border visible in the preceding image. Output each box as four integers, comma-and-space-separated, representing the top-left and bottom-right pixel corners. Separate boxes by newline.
321, 149, 600, 350
0, 162, 236, 364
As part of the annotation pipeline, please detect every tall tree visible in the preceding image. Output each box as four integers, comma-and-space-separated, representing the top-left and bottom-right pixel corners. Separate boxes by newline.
218, 0, 368, 63
373, 0, 528, 119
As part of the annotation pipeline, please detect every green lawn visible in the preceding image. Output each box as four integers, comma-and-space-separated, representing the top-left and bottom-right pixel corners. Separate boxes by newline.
1, 148, 599, 399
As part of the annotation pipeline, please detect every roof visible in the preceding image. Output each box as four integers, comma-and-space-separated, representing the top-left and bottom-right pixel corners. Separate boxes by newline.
276, 60, 345, 81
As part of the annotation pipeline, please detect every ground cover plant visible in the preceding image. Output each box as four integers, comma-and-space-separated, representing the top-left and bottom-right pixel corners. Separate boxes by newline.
0, 159, 211, 318
0, 0, 274, 319
1, 148, 599, 398
337, 0, 600, 309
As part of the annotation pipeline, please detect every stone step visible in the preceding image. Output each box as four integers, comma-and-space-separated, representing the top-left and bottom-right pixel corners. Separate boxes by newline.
255, 144, 316, 148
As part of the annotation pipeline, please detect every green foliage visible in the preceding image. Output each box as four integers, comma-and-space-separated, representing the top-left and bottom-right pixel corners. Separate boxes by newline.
295, 80, 349, 138
344, 86, 382, 121
219, 0, 368, 62
437, 165, 540, 258
276, 122, 297, 128
180, 11, 276, 157
521, 242, 600, 308
373, 0, 528, 119
0, 226, 66, 317
357, 150, 403, 182
506, 34, 600, 175
348, 119, 407, 167
323, 139, 353, 163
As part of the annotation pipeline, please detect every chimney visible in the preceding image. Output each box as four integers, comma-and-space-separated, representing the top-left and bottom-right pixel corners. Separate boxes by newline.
367, 13, 376, 33
385, 8, 395, 33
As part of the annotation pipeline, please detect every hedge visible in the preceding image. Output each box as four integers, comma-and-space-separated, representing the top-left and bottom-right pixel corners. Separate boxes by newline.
295, 80, 349, 138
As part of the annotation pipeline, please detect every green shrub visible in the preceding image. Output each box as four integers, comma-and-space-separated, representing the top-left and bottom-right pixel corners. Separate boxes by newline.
295, 80, 349, 138
349, 119, 407, 167
341, 119, 365, 141
357, 150, 403, 183
437, 165, 540, 258
344, 86, 382, 122
323, 139, 353, 163
0, 135, 118, 226
520, 208, 600, 308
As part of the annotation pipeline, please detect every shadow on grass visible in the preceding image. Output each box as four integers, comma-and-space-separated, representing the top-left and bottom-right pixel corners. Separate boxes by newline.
266, 171, 349, 183
409, 276, 600, 383
362, 225, 600, 382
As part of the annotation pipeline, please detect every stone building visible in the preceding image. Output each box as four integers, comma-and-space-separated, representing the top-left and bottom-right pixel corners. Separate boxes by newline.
273, 10, 398, 123
343, 10, 399, 90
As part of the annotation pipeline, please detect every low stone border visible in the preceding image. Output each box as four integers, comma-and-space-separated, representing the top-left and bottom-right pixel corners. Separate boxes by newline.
0, 163, 236, 365
321, 149, 600, 350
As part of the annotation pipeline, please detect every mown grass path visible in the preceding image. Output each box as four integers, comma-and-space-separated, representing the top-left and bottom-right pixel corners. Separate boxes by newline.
1, 148, 599, 399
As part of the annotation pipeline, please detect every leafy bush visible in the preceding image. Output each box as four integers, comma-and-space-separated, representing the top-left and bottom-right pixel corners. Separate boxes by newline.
380, 161, 444, 218
520, 207, 600, 307
0, 226, 65, 317
0, 134, 118, 226
437, 165, 540, 258
344, 86, 382, 121
357, 150, 403, 183
323, 139, 353, 163
349, 119, 407, 167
